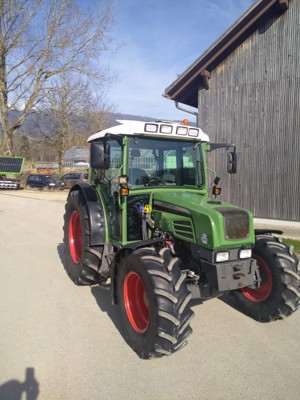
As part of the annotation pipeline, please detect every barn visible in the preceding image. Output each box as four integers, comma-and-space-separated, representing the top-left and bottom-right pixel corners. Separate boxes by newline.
165, 0, 300, 222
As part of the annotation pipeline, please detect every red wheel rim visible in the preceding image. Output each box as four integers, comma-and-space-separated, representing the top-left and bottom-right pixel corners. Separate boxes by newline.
69, 211, 82, 264
241, 254, 272, 302
123, 272, 150, 333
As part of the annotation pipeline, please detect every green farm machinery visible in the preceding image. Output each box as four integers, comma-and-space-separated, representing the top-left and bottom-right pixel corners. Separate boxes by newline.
63, 120, 300, 359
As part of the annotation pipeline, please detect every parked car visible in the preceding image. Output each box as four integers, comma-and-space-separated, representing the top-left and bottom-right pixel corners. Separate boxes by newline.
56, 172, 88, 190
26, 174, 57, 190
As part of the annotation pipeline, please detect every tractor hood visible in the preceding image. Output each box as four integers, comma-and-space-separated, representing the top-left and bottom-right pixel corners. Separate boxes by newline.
151, 192, 255, 250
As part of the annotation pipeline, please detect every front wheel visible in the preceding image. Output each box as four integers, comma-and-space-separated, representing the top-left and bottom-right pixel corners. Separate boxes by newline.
233, 235, 300, 321
116, 247, 194, 359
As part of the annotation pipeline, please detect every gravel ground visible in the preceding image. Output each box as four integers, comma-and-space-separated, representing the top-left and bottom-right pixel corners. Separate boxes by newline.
0, 188, 68, 202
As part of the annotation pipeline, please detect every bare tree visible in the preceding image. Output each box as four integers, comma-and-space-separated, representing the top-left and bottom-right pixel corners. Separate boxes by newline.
35, 75, 113, 172
14, 133, 31, 159
84, 92, 116, 134
0, 0, 115, 155
30, 137, 57, 162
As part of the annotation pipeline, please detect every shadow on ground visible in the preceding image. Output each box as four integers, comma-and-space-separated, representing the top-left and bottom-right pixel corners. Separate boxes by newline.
57, 243, 252, 352
57, 242, 126, 345
90, 284, 124, 338
0, 368, 39, 400
190, 292, 248, 318
218, 292, 241, 311
217, 292, 266, 323
57, 243, 65, 268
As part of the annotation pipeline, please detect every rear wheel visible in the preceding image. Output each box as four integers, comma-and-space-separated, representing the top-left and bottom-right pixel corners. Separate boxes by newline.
233, 235, 300, 321
117, 247, 194, 359
63, 190, 105, 285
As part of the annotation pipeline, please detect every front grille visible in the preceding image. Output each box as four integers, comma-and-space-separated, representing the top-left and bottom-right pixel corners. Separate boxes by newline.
173, 220, 194, 239
216, 208, 250, 240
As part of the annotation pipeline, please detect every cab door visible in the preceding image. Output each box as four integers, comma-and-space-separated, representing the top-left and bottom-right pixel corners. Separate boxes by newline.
96, 139, 123, 243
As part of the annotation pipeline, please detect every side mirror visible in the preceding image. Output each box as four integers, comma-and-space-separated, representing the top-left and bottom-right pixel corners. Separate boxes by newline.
90, 141, 110, 169
227, 151, 237, 174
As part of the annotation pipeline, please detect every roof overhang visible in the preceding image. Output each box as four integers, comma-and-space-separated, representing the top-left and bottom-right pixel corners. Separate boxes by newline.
164, 0, 288, 108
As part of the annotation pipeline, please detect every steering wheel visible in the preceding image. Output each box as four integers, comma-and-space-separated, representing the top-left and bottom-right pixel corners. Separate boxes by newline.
145, 177, 166, 186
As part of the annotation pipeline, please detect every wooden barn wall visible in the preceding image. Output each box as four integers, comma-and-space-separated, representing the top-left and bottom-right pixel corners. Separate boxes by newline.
198, 0, 300, 221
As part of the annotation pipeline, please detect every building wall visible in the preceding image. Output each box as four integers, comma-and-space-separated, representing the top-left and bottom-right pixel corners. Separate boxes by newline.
198, 0, 300, 221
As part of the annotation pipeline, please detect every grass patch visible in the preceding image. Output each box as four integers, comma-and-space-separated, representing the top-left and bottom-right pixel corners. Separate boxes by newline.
283, 238, 300, 255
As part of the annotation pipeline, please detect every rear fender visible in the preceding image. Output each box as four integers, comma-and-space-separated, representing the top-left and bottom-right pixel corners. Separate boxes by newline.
70, 183, 106, 246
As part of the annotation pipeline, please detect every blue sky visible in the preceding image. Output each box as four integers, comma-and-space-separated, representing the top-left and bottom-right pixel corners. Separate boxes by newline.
106, 0, 257, 120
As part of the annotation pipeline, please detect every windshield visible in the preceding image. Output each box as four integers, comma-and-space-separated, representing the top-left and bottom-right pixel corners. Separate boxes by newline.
43, 175, 54, 182
128, 137, 204, 188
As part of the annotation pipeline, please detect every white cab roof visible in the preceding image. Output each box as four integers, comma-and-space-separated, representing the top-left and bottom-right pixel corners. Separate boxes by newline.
88, 120, 210, 142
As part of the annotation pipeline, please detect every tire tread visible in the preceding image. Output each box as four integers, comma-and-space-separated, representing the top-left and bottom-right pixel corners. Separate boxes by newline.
117, 246, 194, 359
233, 236, 300, 321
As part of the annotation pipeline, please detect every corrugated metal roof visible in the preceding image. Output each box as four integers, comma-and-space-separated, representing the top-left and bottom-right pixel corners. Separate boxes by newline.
164, 0, 288, 107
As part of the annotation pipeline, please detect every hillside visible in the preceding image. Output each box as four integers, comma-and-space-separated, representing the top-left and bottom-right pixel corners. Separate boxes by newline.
11, 109, 158, 139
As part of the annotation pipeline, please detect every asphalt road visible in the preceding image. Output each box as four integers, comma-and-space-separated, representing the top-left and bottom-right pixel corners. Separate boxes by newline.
0, 192, 299, 400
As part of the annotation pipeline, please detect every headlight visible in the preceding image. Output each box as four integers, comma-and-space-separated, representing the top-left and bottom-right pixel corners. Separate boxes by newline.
215, 251, 229, 262
118, 175, 128, 185
239, 249, 252, 259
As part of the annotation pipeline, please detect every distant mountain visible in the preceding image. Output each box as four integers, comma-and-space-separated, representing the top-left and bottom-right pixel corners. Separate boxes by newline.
12, 109, 159, 139
106, 113, 187, 126
11, 109, 194, 141
104, 113, 159, 128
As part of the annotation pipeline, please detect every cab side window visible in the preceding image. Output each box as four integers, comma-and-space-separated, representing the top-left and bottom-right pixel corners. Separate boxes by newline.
103, 140, 122, 197
99, 139, 122, 241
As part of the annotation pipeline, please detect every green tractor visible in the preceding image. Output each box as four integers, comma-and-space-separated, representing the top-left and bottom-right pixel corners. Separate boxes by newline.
63, 120, 300, 359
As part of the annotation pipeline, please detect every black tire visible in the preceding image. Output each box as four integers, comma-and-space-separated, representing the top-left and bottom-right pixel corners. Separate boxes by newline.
116, 246, 194, 359
232, 235, 300, 321
63, 190, 104, 285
